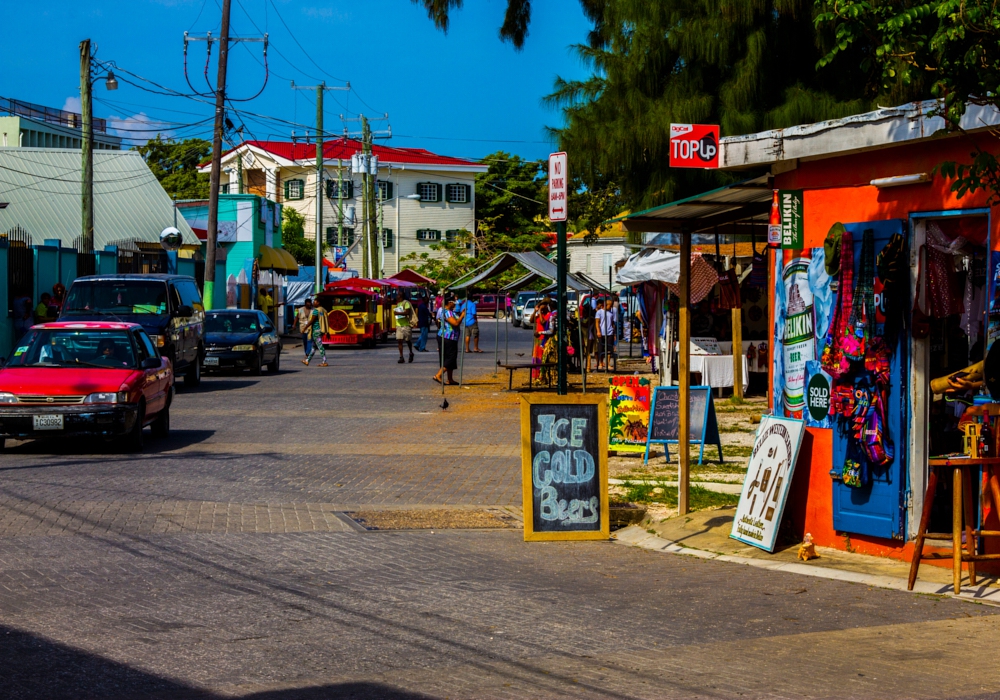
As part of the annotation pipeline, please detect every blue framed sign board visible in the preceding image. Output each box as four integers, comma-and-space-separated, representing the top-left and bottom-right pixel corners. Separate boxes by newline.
643, 385, 723, 466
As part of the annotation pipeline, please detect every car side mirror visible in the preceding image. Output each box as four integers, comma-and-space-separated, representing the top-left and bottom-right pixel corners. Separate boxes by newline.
176, 305, 194, 318
141, 357, 160, 370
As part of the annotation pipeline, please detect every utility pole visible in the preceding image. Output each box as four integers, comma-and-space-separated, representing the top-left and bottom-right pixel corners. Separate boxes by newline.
292, 81, 349, 293
203, 0, 232, 311
342, 113, 390, 279
337, 158, 344, 246
80, 39, 94, 264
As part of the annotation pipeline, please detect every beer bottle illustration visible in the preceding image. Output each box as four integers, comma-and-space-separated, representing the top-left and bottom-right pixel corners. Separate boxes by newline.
782, 248, 815, 418
767, 190, 781, 247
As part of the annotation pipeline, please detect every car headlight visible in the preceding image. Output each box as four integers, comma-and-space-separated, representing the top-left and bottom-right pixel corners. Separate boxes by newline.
149, 334, 165, 347
84, 391, 128, 404
0, 392, 17, 404
231, 345, 255, 352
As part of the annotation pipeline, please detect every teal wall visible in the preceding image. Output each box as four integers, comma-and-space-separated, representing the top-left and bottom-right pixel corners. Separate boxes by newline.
33, 244, 60, 304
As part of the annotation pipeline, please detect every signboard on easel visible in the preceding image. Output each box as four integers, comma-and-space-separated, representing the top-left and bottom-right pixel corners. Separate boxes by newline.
521, 393, 609, 541
731, 415, 805, 552
643, 385, 723, 466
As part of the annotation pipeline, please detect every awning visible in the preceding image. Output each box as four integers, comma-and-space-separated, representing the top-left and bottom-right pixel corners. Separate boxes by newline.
388, 269, 437, 286
612, 175, 771, 233
449, 251, 590, 292
258, 245, 299, 275
616, 249, 719, 304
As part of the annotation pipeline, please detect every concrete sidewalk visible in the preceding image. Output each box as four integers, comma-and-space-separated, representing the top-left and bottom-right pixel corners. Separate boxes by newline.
615, 506, 1000, 605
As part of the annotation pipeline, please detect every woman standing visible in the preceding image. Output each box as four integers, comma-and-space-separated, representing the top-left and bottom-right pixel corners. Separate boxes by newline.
433, 295, 465, 385
532, 300, 551, 380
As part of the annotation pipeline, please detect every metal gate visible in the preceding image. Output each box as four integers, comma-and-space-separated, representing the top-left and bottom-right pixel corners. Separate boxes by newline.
109, 238, 168, 274
3, 225, 34, 313
71, 236, 97, 278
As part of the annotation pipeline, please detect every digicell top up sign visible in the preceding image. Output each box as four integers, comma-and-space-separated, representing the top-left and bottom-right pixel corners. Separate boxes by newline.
669, 124, 720, 168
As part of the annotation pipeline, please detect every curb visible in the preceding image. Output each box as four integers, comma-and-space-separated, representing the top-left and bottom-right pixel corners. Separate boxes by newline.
612, 525, 1000, 606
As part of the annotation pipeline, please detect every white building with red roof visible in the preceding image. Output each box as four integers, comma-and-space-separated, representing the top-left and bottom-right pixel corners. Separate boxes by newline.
206, 138, 487, 276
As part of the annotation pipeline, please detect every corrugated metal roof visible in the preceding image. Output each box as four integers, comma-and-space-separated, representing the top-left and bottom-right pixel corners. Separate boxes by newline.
614, 175, 771, 233
226, 139, 488, 170
0, 148, 198, 248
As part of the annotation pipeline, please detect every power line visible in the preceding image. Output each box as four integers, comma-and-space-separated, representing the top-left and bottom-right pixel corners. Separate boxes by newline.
266, 0, 346, 83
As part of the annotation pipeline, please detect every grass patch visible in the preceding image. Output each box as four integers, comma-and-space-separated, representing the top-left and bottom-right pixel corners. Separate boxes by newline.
727, 396, 746, 406
718, 424, 755, 434
619, 480, 740, 510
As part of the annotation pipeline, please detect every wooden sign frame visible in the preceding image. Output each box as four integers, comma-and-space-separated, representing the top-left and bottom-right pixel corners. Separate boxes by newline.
644, 385, 723, 466
520, 393, 609, 542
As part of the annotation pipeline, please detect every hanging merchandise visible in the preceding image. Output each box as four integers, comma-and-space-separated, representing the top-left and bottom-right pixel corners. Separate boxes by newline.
875, 233, 906, 349
925, 222, 966, 318
716, 268, 742, 310
821, 227, 854, 378
844, 229, 876, 363
824, 223, 845, 280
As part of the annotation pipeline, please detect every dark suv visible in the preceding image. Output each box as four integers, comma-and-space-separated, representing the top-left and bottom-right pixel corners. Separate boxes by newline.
60, 274, 206, 387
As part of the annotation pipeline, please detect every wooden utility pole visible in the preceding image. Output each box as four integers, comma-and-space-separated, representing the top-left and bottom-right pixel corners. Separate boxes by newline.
361, 115, 379, 280
731, 259, 744, 400
204, 0, 232, 311
80, 39, 94, 258
678, 234, 691, 515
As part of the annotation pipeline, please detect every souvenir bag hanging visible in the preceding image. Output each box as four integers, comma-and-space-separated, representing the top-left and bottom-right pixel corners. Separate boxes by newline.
844, 229, 876, 362
911, 246, 932, 339
875, 233, 906, 349
821, 227, 854, 378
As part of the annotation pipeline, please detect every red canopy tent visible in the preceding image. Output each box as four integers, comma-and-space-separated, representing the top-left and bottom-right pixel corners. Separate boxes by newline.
388, 269, 436, 286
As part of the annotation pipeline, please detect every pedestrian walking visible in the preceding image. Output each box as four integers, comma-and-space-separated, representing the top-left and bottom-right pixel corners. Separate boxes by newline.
433, 295, 465, 385
595, 297, 617, 371
297, 299, 315, 361
579, 296, 596, 373
301, 300, 329, 367
461, 294, 482, 353
415, 299, 431, 352
393, 292, 416, 363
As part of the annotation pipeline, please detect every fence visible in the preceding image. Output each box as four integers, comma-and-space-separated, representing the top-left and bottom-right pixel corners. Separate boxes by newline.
3, 226, 34, 317
109, 238, 168, 274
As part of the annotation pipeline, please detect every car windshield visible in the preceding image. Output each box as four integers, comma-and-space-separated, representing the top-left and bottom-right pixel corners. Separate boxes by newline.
320, 295, 367, 313
63, 281, 169, 316
6, 329, 137, 369
206, 313, 259, 333
517, 293, 536, 305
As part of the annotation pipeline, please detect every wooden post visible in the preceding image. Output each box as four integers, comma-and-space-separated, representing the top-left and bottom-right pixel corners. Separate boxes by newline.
953, 466, 963, 594
679, 234, 691, 515
731, 259, 744, 400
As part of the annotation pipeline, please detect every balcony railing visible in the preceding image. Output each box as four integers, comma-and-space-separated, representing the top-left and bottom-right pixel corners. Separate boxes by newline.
0, 97, 107, 134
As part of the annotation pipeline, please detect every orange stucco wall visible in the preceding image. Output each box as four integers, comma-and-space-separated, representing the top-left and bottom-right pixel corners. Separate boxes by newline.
771, 130, 1000, 564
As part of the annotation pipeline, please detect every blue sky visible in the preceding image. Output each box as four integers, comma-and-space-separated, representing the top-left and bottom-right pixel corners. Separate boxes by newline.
2, 0, 595, 162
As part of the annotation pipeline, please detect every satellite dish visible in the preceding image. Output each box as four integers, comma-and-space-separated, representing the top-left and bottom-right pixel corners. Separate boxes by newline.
160, 227, 182, 251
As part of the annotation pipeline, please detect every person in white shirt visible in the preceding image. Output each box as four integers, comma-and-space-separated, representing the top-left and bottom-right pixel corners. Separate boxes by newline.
595, 297, 617, 371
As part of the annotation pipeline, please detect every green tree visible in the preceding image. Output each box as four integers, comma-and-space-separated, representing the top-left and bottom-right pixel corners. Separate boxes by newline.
475, 152, 548, 235
815, 0, 1000, 203
280, 207, 315, 265
546, 0, 904, 210
134, 136, 211, 200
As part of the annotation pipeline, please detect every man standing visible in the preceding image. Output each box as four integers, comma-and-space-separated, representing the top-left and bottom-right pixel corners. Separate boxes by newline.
461, 294, 481, 353
415, 298, 431, 352
297, 299, 315, 362
595, 297, 617, 371
393, 292, 416, 364
258, 287, 274, 319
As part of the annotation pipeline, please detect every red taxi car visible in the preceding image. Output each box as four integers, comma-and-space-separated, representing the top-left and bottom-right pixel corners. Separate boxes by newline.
0, 322, 173, 452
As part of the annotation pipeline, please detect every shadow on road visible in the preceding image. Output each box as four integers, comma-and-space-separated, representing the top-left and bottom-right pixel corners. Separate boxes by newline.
0, 429, 216, 460
180, 379, 261, 394
0, 623, 436, 700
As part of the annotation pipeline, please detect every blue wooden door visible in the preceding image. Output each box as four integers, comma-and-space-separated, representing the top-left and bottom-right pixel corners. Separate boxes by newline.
830, 219, 908, 540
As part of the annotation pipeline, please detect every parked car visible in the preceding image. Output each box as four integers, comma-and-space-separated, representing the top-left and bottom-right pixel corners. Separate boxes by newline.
203, 310, 281, 374
61, 274, 205, 387
0, 322, 173, 451
511, 291, 538, 327
473, 294, 500, 317
521, 298, 540, 327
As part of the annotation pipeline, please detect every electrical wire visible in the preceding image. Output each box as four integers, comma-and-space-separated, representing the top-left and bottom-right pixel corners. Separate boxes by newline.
266, 0, 346, 83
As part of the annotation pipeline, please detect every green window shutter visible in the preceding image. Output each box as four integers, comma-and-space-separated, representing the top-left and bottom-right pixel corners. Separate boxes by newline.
381, 229, 393, 248
345, 180, 354, 199
326, 180, 335, 199
464, 184, 471, 203
326, 227, 337, 245
283, 181, 290, 199
445, 184, 453, 203
435, 184, 442, 202
345, 228, 355, 246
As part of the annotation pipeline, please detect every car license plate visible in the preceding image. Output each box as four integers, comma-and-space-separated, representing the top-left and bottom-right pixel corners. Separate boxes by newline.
204, 357, 220, 366
32, 414, 64, 431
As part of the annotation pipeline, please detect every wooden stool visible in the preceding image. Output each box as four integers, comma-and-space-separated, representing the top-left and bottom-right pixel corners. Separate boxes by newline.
908, 457, 1000, 594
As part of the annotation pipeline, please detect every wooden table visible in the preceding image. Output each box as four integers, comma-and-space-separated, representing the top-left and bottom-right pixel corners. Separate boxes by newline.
908, 457, 1000, 594
497, 363, 557, 391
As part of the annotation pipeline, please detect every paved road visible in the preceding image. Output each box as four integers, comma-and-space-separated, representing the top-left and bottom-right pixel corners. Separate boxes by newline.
1, 319, 998, 699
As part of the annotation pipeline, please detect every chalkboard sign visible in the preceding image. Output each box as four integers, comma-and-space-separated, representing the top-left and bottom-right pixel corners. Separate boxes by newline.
644, 386, 723, 466
520, 394, 609, 541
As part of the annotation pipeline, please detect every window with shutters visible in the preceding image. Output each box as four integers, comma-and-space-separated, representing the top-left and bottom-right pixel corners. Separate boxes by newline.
221, 184, 230, 195
377, 180, 394, 201
326, 227, 355, 246
326, 179, 353, 200
445, 229, 462, 243
417, 182, 441, 202
284, 179, 304, 200
416, 229, 441, 241
381, 229, 393, 248
445, 184, 470, 203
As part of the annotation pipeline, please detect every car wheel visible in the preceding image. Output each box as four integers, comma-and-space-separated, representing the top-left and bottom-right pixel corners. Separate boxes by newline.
267, 347, 281, 373
0, 438, 5, 451
185, 359, 201, 387
122, 403, 145, 453
251, 350, 263, 376
150, 404, 170, 439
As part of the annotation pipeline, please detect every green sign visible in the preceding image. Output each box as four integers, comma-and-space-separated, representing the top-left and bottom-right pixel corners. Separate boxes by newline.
779, 189, 804, 249
806, 371, 831, 422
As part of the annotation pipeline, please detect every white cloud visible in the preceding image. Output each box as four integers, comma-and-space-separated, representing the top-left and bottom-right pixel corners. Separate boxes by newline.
301, 6, 349, 22
62, 96, 82, 114
106, 112, 174, 146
